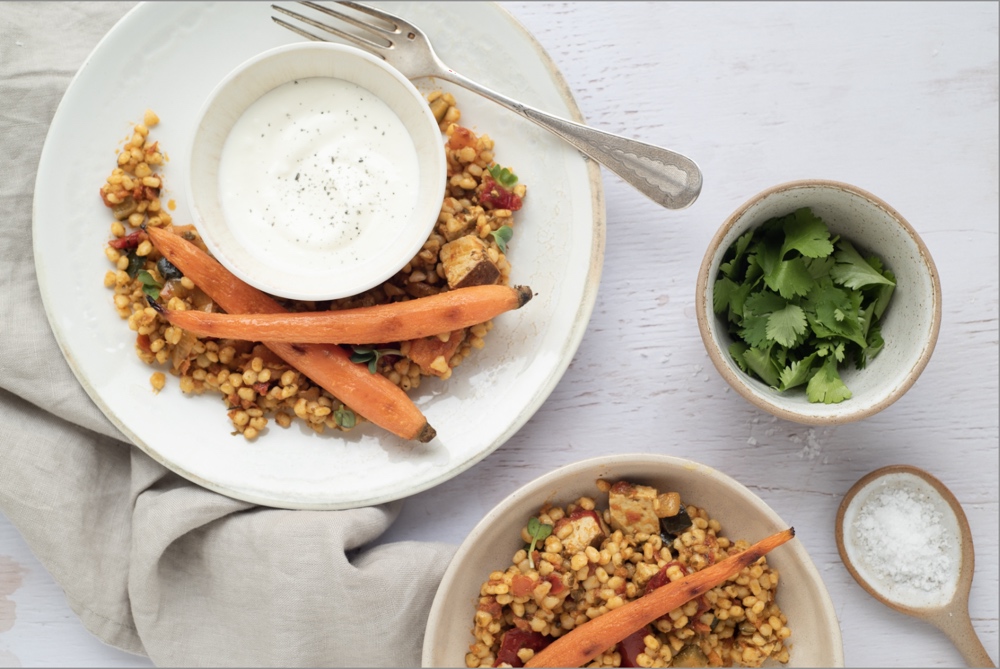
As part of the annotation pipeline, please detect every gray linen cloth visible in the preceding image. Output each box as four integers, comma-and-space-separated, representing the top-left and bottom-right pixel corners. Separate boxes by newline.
0, 3, 457, 665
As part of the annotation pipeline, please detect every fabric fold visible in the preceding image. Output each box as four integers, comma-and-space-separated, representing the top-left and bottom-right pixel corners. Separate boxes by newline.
0, 4, 459, 665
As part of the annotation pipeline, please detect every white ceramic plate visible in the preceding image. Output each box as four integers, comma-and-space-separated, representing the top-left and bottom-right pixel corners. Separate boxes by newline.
33, 1, 605, 509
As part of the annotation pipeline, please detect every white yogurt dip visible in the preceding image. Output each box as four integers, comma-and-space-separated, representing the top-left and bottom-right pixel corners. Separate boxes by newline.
217, 76, 420, 275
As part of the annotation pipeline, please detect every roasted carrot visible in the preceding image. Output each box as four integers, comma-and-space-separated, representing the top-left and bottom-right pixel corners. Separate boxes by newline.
524, 528, 795, 668
158, 284, 533, 344
144, 226, 436, 443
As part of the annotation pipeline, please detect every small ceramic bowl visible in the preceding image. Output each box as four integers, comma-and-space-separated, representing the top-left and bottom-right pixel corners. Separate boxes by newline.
186, 42, 446, 301
422, 454, 844, 667
696, 179, 941, 425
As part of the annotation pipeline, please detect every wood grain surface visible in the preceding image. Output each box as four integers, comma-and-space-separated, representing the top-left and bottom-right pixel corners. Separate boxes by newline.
1, 2, 996, 667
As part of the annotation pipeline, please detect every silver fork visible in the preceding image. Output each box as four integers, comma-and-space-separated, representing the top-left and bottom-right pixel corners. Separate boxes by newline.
271, 1, 703, 210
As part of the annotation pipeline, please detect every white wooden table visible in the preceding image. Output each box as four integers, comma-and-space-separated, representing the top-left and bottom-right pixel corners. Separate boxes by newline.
1, 2, 996, 666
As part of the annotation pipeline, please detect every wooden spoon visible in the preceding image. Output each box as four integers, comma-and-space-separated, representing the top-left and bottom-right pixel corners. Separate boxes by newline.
836, 465, 995, 667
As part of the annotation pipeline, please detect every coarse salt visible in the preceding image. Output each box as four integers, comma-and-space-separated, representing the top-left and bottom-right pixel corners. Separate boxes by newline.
851, 485, 956, 594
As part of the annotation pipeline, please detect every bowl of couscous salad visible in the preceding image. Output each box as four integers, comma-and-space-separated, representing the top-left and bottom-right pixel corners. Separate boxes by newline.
422, 454, 843, 668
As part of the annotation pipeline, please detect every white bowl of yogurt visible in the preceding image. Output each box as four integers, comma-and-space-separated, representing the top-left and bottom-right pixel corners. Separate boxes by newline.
186, 42, 446, 301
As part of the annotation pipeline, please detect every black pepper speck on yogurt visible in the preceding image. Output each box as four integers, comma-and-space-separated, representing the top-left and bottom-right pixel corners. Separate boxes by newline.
217, 77, 418, 273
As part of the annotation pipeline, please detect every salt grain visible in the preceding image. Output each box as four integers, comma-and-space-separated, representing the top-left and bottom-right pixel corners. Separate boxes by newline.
852, 486, 955, 593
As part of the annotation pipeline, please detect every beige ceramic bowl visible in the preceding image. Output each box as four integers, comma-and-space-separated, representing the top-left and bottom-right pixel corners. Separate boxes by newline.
696, 180, 941, 425
422, 454, 844, 667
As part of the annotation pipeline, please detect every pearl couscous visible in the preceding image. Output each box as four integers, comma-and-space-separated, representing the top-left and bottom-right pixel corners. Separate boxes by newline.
99, 93, 526, 440
467, 480, 791, 668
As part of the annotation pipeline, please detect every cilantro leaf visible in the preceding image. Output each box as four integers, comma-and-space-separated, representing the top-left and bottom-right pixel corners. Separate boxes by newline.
779, 352, 818, 390
349, 346, 401, 374
333, 406, 356, 429
831, 240, 896, 289
713, 277, 737, 315
526, 517, 553, 569
490, 225, 513, 254
856, 324, 885, 369
764, 257, 815, 299
806, 355, 853, 404
780, 207, 835, 259
719, 230, 755, 280
869, 269, 896, 320
766, 303, 808, 348
740, 290, 786, 348
728, 341, 750, 373
742, 345, 780, 388
712, 206, 896, 404
487, 164, 518, 189
803, 255, 835, 280
125, 250, 144, 278
136, 270, 162, 300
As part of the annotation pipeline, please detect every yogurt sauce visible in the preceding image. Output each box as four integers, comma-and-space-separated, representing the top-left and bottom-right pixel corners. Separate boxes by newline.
218, 76, 419, 274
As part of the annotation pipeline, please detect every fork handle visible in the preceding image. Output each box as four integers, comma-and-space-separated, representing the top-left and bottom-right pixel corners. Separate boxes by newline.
440, 70, 703, 210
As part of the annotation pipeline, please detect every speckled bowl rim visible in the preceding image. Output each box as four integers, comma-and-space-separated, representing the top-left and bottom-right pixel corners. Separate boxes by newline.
695, 179, 942, 425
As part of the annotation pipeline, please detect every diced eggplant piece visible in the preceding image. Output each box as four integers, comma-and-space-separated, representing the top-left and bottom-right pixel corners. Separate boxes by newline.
659, 505, 694, 542
440, 235, 501, 289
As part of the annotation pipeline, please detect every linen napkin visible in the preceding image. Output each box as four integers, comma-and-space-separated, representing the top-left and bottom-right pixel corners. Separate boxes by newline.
0, 3, 457, 665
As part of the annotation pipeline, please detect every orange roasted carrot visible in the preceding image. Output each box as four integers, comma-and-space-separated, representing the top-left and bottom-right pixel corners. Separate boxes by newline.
159, 284, 533, 344
524, 528, 795, 668
144, 226, 436, 443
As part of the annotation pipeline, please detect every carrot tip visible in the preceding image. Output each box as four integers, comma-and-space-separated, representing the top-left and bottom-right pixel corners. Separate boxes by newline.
515, 285, 533, 308
416, 423, 437, 443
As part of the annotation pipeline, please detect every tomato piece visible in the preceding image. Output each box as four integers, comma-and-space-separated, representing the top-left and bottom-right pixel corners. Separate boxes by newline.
493, 629, 551, 668
448, 126, 476, 151
511, 573, 535, 597
617, 626, 652, 668
109, 230, 145, 250
479, 175, 523, 211
545, 574, 565, 595
645, 561, 689, 593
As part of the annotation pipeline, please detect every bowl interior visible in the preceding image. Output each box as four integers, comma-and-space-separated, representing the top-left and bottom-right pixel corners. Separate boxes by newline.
187, 42, 446, 301
423, 454, 844, 667
698, 181, 940, 423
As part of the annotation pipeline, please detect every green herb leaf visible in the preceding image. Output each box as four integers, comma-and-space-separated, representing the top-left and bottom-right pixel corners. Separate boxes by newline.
126, 250, 144, 278
870, 269, 896, 320
806, 355, 853, 404
491, 225, 513, 254
349, 346, 402, 375
764, 257, 815, 299
136, 270, 162, 300
803, 255, 835, 280
779, 207, 835, 259
766, 303, 808, 348
719, 230, 755, 279
526, 517, 553, 569
831, 240, 896, 289
713, 277, 738, 315
333, 406, 356, 429
487, 164, 518, 189
743, 345, 781, 388
728, 341, 750, 373
779, 352, 818, 390
713, 206, 895, 404
856, 324, 885, 369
